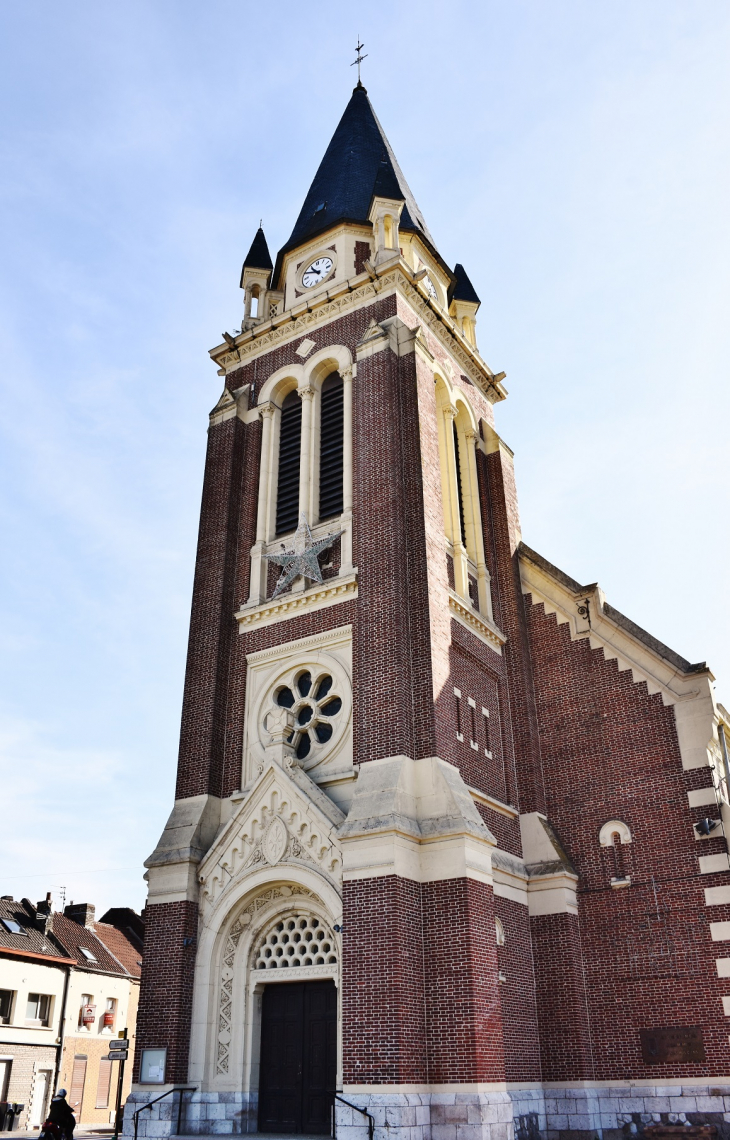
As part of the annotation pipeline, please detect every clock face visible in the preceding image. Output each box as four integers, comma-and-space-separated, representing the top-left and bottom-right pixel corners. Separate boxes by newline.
302, 256, 334, 288
423, 274, 438, 301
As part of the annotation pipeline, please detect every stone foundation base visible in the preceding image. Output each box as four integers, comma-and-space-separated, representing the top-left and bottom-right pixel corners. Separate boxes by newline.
122, 1091, 255, 1137
122, 1084, 730, 1140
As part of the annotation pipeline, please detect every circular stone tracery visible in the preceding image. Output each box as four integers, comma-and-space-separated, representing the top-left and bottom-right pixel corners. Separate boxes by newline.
254, 913, 338, 970
274, 670, 343, 762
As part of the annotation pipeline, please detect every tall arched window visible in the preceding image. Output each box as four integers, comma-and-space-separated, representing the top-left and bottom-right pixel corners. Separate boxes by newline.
319, 372, 344, 520
275, 390, 302, 535
452, 419, 467, 547
434, 378, 493, 621
248, 353, 354, 607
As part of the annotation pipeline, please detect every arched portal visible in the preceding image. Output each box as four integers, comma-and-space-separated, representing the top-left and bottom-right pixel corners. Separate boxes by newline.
197, 880, 342, 1135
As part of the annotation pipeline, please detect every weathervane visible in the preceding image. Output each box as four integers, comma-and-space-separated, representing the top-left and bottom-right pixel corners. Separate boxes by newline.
351, 36, 368, 85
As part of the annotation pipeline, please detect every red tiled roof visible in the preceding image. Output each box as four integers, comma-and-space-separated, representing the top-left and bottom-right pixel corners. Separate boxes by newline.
93, 922, 142, 978
52, 913, 131, 976
0, 897, 72, 961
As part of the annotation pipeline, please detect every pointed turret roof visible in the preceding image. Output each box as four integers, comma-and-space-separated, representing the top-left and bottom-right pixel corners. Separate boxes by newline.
450, 263, 481, 307
243, 226, 273, 271
275, 85, 436, 278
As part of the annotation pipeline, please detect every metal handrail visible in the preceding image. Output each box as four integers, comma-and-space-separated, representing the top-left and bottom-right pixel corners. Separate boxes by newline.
132, 1086, 196, 1140
332, 1093, 375, 1140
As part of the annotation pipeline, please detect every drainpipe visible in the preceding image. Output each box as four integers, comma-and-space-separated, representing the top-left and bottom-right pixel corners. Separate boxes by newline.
52, 963, 72, 1095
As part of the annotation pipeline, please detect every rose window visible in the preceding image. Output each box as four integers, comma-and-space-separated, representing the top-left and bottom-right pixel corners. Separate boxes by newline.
274, 670, 342, 762
254, 913, 338, 970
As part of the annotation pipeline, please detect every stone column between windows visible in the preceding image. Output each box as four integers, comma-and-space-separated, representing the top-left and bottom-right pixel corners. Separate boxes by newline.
340, 364, 354, 573
444, 404, 469, 597
248, 401, 275, 605
297, 384, 315, 519
463, 426, 493, 619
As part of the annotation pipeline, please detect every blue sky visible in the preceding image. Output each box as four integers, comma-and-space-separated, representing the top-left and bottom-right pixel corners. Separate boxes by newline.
1, 1, 728, 915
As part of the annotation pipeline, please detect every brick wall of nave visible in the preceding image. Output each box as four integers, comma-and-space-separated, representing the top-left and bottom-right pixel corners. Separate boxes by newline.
526, 596, 730, 1079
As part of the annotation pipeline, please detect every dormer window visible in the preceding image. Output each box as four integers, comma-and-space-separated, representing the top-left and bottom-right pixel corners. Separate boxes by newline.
1, 918, 25, 936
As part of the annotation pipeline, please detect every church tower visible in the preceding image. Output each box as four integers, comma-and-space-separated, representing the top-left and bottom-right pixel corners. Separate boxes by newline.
127, 84, 730, 1140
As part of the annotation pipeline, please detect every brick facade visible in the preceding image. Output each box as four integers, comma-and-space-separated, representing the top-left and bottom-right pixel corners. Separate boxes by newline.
132, 91, 727, 1140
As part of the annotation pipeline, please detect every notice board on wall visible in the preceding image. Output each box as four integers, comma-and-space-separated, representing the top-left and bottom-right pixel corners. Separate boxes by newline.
640, 1026, 706, 1064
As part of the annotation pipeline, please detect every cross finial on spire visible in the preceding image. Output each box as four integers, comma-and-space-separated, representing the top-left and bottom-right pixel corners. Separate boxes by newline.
351, 36, 368, 86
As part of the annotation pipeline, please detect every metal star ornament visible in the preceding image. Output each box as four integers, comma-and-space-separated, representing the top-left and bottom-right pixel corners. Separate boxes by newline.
264, 514, 343, 598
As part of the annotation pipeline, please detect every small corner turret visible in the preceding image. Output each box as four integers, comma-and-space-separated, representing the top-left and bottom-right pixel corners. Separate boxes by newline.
240, 226, 282, 328
449, 262, 481, 348
368, 158, 405, 267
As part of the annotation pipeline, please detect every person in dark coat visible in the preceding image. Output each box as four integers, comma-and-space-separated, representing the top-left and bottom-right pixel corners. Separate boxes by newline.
47, 1089, 75, 1138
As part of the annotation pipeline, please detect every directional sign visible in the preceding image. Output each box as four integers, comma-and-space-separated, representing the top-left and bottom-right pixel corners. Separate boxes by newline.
109, 1039, 128, 1051
104, 1052, 128, 1062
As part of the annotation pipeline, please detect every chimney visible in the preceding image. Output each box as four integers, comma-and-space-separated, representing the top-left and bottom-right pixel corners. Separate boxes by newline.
64, 902, 96, 928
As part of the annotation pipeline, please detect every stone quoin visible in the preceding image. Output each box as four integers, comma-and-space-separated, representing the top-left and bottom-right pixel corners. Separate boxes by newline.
124, 83, 730, 1140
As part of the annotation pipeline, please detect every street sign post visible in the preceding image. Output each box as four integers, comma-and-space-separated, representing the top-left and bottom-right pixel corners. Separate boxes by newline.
112, 1029, 128, 1140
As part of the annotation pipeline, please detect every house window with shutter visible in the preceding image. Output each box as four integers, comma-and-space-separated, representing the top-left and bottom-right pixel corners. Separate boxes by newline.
319, 372, 344, 520
95, 1057, 113, 1109
70, 1055, 87, 1116
275, 390, 302, 535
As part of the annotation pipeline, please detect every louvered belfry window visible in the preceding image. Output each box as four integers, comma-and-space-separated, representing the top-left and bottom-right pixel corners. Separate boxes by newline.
319, 372, 344, 520
275, 390, 302, 535
453, 420, 467, 546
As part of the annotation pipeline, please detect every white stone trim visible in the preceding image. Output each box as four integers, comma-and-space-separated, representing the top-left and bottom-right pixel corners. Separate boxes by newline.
689, 786, 718, 807
705, 884, 730, 906
700, 853, 730, 874
236, 571, 357, 630
210, 262, 506, 405
448, 589, 505, 652
711, 921, 730, 940
716, 958, 730, 976
599, 820, 632, 845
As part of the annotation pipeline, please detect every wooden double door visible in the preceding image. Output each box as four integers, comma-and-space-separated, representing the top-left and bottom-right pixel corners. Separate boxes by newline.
258, 980, 337, 1134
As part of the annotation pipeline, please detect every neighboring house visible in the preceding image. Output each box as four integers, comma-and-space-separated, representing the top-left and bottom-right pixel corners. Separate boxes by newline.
0, 896, 143, 1130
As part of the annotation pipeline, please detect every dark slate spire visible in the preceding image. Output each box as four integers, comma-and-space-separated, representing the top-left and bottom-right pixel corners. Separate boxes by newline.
450, 263, 481, 307
243, 226, 273, 271
277, 85, 434, 266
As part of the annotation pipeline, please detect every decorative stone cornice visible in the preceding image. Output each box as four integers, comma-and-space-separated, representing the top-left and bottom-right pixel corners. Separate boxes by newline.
235, 572, 358, 632
448, 589, 506, 652
210, 261, 507, 404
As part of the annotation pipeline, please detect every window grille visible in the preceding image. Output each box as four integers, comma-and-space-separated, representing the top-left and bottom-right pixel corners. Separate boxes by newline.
319, 373, 344, 520
275, 391, 302, 535
254, 913, 338, 969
